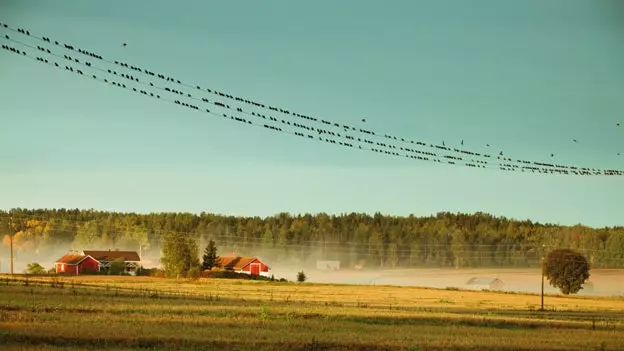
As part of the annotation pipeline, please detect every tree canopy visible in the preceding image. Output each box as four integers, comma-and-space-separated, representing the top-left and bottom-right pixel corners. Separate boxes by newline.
160, 231, 200, 278
543, 249, 590, 295
1, 208, 623, 270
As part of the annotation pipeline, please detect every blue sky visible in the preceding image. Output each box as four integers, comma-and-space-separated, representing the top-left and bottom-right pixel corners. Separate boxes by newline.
0, 0, 623, 227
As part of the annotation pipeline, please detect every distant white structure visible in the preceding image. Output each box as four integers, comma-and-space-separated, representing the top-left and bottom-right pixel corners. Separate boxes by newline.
317, 260, 340, 271
466, 277, 504, 291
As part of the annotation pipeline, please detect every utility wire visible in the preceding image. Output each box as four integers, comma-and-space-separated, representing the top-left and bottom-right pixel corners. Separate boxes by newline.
1, 22, 622, 176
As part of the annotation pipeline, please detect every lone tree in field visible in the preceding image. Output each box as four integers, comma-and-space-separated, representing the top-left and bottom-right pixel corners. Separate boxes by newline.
202, 239, 218, 270
543, 249, 590, 295
297, 270, 306, 283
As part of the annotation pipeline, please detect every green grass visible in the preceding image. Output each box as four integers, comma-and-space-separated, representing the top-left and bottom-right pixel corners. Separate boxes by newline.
0, 275, 622, 350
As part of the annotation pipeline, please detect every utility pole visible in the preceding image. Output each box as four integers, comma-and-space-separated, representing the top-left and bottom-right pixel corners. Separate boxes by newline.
7, 218, 15, 275
10, 234, 14, 275
540, 256, 544, 310
540, 244, 546, 311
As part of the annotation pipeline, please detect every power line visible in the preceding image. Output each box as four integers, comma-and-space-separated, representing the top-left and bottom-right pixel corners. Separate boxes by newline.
5, 22, 619, 173
1, 22, 623, 176
2, 37, 512, 173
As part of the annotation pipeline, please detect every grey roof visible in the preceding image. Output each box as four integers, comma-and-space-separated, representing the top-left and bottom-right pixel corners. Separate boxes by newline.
466, 277, 504, 286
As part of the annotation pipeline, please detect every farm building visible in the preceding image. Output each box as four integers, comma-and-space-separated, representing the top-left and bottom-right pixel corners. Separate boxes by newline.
82, 250, 141, 275
317, 260, 340, 271
465, 277, 505, 291
55, 254, 100, 275
215, 256, 270, 277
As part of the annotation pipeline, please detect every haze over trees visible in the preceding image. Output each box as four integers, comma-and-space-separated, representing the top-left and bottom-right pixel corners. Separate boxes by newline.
1, 208, 623, 269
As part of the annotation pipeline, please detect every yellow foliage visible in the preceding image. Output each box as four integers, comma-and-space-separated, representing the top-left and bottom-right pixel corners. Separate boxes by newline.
2, 234, 11, 247
26, 219, 42, 228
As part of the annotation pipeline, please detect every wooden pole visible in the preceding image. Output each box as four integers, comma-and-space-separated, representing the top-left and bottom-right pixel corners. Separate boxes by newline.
540, 256, 544, 311
10, 233, 14, 275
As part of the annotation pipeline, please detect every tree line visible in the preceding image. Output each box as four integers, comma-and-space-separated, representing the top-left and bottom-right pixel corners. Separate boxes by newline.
1, 208, 623, 269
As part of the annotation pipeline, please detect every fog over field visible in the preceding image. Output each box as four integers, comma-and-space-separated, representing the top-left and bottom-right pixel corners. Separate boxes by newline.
271, 268, 624, 298
3, 242, 622, 298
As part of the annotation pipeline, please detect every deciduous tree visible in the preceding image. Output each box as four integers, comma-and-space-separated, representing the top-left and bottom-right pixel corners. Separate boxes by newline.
544, 249, 590, 295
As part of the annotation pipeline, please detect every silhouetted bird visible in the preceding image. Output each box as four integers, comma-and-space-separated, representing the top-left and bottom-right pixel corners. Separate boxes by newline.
617, 123, 621, 127
573, 139, 578, 143
551, 153, 554, 157
362, 118, 366, 123
122, 42, 127, 47
499, 151, 503, 156
461, 140, 464, 146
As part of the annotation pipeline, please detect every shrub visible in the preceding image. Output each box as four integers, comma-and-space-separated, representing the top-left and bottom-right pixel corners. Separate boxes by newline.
149, 268, 166, 278
108, 258, 126, 276
25, 262, 46, 275
187, 266, 201, 280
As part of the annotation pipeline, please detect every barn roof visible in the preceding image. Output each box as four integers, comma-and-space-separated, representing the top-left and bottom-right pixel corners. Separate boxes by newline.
216, 256, 268, 270
83, 250, 140, 262
56, 254, 91, 265
466, 277, 504, 286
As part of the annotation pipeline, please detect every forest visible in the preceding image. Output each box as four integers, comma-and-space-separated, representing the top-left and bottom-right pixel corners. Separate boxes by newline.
1, 208, 623, 269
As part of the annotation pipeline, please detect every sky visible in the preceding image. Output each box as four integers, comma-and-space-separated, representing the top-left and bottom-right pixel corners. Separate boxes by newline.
0, 0, 623, 228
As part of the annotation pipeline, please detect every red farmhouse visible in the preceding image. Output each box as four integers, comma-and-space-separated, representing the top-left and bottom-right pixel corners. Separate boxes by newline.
215, 256, 270, 277
55, 254, 100, 275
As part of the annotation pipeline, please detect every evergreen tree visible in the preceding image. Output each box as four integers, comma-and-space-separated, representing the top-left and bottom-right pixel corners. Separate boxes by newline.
202, 239, 218, 270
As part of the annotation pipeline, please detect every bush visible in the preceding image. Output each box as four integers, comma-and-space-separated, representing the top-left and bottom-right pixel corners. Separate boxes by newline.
297, 271, 306, 283
135, 266, 150, 276
200, 270, 273, 281
148, 268, 166, 278
47, 267, 56, 274
187, 266, 201, 280
108, 258, 126, 276
25, 262, 46, 275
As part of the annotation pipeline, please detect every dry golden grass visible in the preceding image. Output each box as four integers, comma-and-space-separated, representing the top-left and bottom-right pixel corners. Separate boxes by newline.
1, 275, 623, 351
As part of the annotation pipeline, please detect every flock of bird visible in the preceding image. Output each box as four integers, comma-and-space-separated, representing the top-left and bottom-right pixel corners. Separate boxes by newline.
1, 20, 622, 176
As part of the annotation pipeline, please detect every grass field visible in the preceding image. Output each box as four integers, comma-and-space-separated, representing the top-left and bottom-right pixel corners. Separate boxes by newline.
1, 275, 623, 351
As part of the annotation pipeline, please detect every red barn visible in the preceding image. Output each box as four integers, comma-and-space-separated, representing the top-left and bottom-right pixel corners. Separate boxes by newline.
215, 256, 270, 277
55, 254, 100, 275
